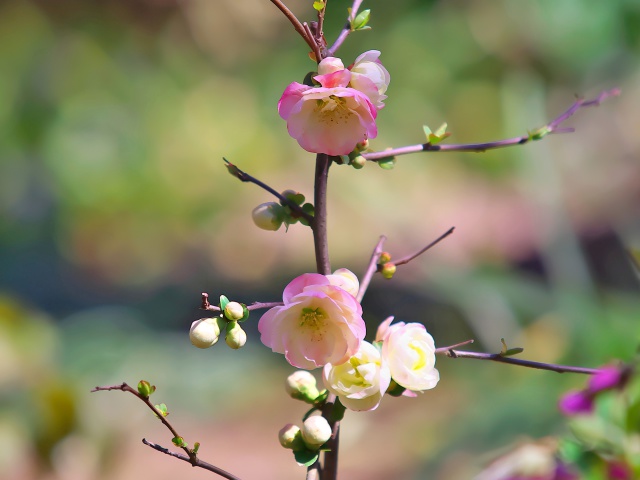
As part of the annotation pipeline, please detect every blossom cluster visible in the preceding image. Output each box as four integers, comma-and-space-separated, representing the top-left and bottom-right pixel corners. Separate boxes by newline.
278, 51, 390, 155
259, 269, 439, 411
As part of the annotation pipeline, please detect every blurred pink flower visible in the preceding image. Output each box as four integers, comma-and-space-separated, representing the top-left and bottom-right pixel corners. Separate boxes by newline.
258, 273, 365, 369
558, 390, 593, 416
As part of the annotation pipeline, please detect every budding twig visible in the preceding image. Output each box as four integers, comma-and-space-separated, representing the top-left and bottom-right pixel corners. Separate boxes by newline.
363, 88, 620, 161
223, 158, 314, 224
91, 383, 241, 480
327, 0, 365, 57
393, 226, 455, 266
436, 343, 599, 375
201, 293, 282, 313
269, 0, 318, 55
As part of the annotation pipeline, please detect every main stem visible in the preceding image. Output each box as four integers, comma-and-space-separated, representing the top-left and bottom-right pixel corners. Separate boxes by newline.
313, 153, 331, 275
311, 153, 340, 480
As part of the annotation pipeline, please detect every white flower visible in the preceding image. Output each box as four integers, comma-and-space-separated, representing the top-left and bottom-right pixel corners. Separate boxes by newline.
349, 50, 390, 109
322, 341, 391, 411
381, 322, 439, 392
189, 317, 223, 348
326, 268, 360, 297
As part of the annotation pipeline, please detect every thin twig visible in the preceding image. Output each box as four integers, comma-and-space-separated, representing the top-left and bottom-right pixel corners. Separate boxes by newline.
142, 439, 241, 480
201, 293, 282, 313
304, 22, 323, 62
327, 0, 365, 56
436, 346, 599, 375
356, 235, 387, 303
91, 383, 242, 479
269, 0, 318, 54
394, 227, 455, 266
362, 88, 620, 161
224, 158, 314, 224
313, 154, 332, 275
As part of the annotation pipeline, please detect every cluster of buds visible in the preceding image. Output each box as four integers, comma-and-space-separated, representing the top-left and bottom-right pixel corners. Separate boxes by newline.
252, 189, 314, 232
189, 296, 249, 350
377, 251, 396, 279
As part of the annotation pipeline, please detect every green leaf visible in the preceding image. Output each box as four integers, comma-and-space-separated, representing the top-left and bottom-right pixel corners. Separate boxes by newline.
377, 157, 396, 170
219, 295, 229, 311
312, 1, 325, 12
529, 125, 551, 141
294, 449, 319, 467
172, 436, 187, 448
386, 380, 406, 397
352, 9, 371, 30
239, 304, 250, 322
137, 380, 155, 398
424, 123, 451, 144
155, 403, 169, 417
192, 442, 200, 455
327, 398, 346, 423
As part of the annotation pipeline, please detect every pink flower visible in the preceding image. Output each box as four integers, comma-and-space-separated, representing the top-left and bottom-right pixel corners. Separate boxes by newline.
258, 273, 366, 369
278, 82, 377, 156
558, 390, 593, 416
277, 52, 390, 156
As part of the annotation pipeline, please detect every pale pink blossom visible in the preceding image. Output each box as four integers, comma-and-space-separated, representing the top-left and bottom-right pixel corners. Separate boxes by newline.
323, 341, 391, 411
380, 320, 440, 392
259, 273, 365, 369
326, 268, 359, 297
278, 81, 377, 156
349, 50, 390, 109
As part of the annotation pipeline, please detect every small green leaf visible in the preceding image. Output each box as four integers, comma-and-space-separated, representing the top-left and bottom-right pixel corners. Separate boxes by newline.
219, 295, 229, 311
223, 158, 242, 178
312, 1, 325, 12
500, 338, 508, 355
294, 449, 320, 467
192, 442, 200, 455
377, 157, 396, 170
155, 403, 169, 417
386, 380, 406, 397
327, 398, 346, 423
529, 125, 551, 141
352, 9, 371, 30
504, 347, 524, 356
424, 122, 451, 144
239, 304, 250, 322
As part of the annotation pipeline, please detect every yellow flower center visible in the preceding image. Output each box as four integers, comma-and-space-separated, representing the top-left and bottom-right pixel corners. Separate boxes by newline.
315, 96, 353, 126
300, 307, 327, 341
408, 340, 427, 371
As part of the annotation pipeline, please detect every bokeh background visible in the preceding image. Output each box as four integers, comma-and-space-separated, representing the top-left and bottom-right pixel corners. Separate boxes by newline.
1, 0, 639, 479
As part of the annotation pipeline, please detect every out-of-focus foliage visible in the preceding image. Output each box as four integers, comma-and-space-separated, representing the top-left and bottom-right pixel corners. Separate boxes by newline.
0, 0, 639, 479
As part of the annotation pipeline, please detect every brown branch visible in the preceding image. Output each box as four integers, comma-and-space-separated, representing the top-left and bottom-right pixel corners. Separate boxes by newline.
91, 383, 242, 479
356, 235, 387, 303
436, 343, 599, 375
312, 154, 332, 275
393, 227, 455, 266
142, 439, 241, 480
269, 0, 318, 54
362, 88, 620, 161
224, 158, 314, 224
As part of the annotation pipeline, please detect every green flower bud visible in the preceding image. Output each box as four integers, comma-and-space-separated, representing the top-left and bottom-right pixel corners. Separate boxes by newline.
252, 202, 284, 231
225, 321, 247, 349
278, 423, 305, 451
224, 301, 244, 321
301, 416, 332, 450
381, 262, 397, 279
285, 371, 320, 403
351, 155, 366, 169
189, 317, 222, 348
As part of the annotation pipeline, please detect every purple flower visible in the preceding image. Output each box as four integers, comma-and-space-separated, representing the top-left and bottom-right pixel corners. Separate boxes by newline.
587, 365, 622, 393
558, 390, 593, 416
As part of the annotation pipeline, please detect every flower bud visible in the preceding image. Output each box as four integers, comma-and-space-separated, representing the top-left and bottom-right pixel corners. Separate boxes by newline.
252, 202, 284, 231
189, 317, 222, 348
225, 321, 247, 349
224, 301, 245, 321
285, 371, 320, 403
278, 423, 305, 451
379, 252, 391, 264
351, 155, 366, 169
381, 262, 396, 279
301, 416, 332, 449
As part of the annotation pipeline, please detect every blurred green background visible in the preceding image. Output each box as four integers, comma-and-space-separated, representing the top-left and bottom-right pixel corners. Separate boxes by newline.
1, 0, 639, 478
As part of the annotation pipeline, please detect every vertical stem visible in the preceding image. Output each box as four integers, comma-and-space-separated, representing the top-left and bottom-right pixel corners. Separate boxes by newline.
313, 153, 332, 275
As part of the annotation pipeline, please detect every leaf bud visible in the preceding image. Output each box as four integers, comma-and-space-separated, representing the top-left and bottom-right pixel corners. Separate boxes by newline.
351, 155, 366, 169
381, 262, 396, 279
285, 371, 320, 403
225, 321, 247, 349
189, 317, 223, 348
379, 252, 391, 264
301, 416, 332, 450
137, 380, 156, 398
